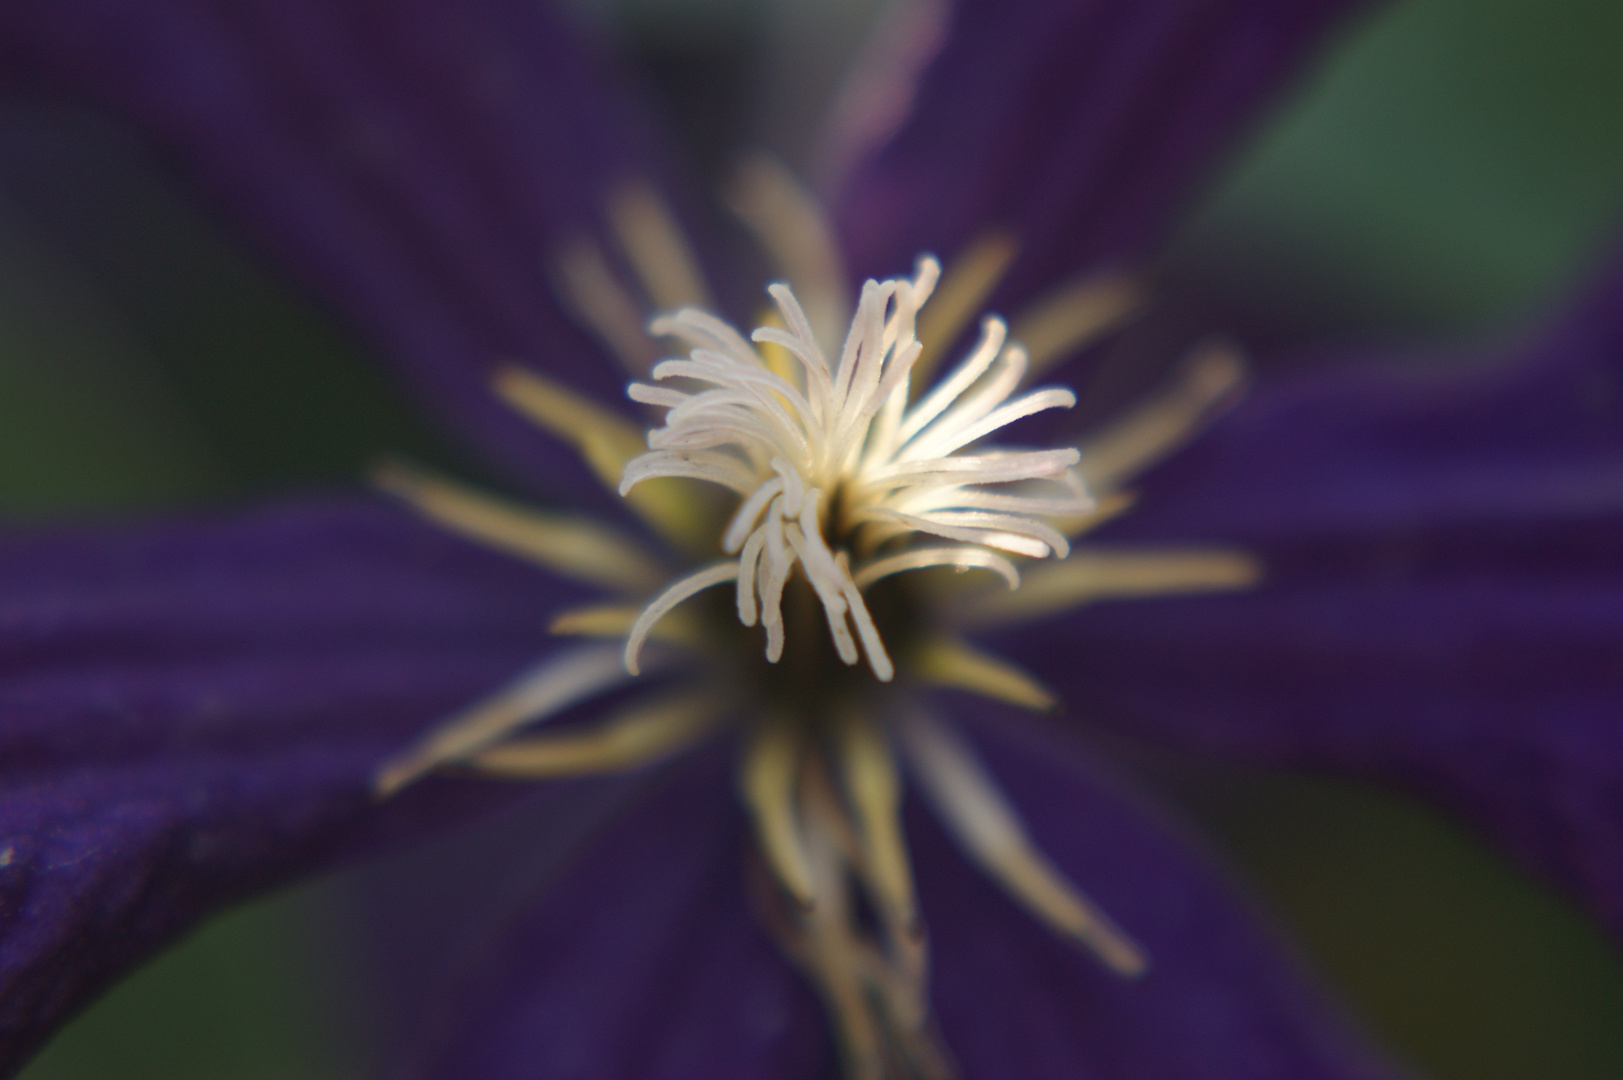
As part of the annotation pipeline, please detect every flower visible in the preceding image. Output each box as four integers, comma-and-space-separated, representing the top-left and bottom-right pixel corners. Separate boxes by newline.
1, 0, 1620, 1078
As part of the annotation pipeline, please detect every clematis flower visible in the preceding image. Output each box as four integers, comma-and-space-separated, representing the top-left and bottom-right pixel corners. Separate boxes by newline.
1, 0, 1620, 1077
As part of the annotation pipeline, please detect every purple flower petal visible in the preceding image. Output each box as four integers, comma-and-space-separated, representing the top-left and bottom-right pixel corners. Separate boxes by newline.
1009, 250, 1623, 942
919, 715, 1403, 1079
1019, 540, 1623, 944
1116, 245, 1623, 546
0, 0, 713, 500
408, 746, 831, 1080
834, 0, 1373, 310
0, 495, 577, 1071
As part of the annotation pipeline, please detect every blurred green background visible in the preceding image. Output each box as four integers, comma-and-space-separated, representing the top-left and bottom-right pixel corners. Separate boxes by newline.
4, 0, 1622, 1076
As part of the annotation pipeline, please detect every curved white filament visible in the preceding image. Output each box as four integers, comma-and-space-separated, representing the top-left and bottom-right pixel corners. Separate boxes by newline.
625, 562, 740, 675
621, 258, 1085, 680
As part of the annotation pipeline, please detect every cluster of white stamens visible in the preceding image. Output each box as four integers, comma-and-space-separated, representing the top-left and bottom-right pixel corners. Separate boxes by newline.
371, 180, 1262, 1078
620, 257, 1092, 681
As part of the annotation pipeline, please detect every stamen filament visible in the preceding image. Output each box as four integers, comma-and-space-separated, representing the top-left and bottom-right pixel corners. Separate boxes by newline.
910, 638, 1056, 712
493, 365, 708, 546
470, 693, 724, 777
1009, 268, 1143, 377
851, 547, 1021, 591
606, 182, 713, 311
897, 712, 1148, 977
895, 317, 1006, 445
549, 603, 699, 644
742, 718, 817, 907
374, 462, 665, 593
1075, 341, 1247, 493
553, 239, 661, 375
375, 644, 631, 796
960, 548, 1262, 627
834, 714, 916, 927
625, 562, 740, 675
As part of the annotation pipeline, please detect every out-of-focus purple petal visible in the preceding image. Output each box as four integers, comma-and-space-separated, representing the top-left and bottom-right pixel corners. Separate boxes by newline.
0, 0, 715, 502
1016, 541, 1623, 944
834, 0, 1373, 309
1009, 251, 1623, 942
1115, 245, 1623, 546
407, 746, 830, 1080
918, 715, 1403, 1080
0, 496, 578, 1072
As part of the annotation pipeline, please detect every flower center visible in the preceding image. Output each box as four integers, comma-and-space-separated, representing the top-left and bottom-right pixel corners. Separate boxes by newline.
618, 258, 1090, 684
370, 171, 1266, 1080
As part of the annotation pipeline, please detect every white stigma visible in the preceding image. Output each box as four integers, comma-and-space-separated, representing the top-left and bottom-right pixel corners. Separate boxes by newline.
620, 257, 1092, 681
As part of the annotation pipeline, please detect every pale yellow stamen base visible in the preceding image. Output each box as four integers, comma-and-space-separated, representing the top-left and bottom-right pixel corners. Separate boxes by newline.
770, 759, 951, 1080
959, 548, 1262, 627
898, 712, 1147, 977
1011, 269, 1144, 378
910, 637, 1056, 712
374, 462, 665, 593
493, 365, 711, 547
742, 717, 817, 908
548, 603, 699, 644
1075, 341, 1247, 493
798, 799, 888, 1080
554, 239, 661, 375
469, 693, 723, 778
834, 713, 916, 928
606, 181, 714, 312
375, 644, 630, 796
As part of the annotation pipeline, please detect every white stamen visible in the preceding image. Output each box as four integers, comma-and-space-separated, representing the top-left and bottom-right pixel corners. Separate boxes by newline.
724, 477, 785, 553
895, 317, 1005, 445
786, 522, 860, 667
621, 258, 1085, 680
852, 547, 1020, 591
737, 529, 768, 625
626, 562, 739, 675
836, 552, 894, 682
